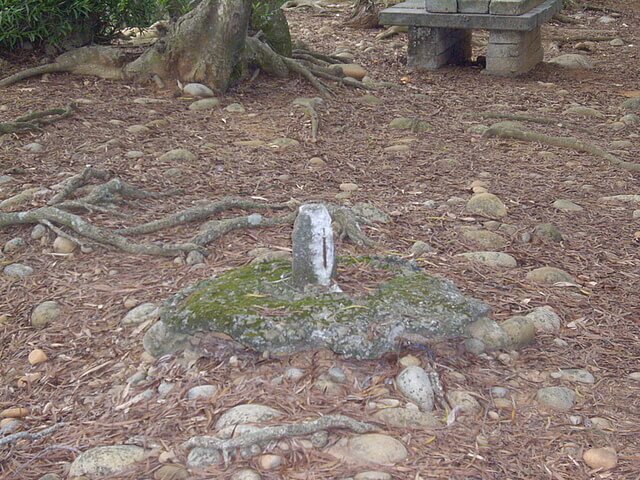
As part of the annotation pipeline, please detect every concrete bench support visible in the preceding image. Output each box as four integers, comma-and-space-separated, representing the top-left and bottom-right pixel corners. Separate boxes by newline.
486, 27, 543, 75
408, 27, 471, 69
379, 0, 561, 76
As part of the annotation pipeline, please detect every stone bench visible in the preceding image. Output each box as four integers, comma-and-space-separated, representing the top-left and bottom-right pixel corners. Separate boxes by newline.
379, 0, 562, 75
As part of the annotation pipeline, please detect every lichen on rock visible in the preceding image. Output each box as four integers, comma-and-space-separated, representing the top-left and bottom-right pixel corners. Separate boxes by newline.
143, 257, 491, 360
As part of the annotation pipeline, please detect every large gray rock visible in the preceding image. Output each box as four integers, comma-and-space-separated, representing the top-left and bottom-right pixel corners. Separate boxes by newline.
536, 386, 575, 411
69, 445, 146, 477
143, 258, 491, 360
3, 263, 34, 278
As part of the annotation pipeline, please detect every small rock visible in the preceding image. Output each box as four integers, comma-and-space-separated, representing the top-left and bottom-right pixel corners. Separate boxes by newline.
463, 338, 486, 355
466, 193, 507, 219
526, 267, 576, 285
398, 355, 421, 368
189, 98, 220, 110
410, 240, 435, 256
354, 472, 392, 480
467, 317, 509, 351
53, 236, 77, 254
69, 445, 146, 477
231, 468, 262, 480
3, 237, 25, 254
575, 41, 596, 52
327, 433, 408, 465
597, 15, 617, 24
225, 103, 246, 113
127, 371, 146, 386
154, 464, 189, 480
340, 182, 359, 192
186, 250, 205, 266
336, 63, 368, 80
526, 306, 561, 333
158, 382, 175, 397
183, 83, 215, 98
0, 175, 14, 184
395, 366, 434, 412
622, 97, 640, 112
126, 124, 150, 134
455, 251, 517, 268
490, 387, 508, 398
3, 263, 34, 278
547, 54, 594, 69
258, 454, 283, 470
268, 138, 299, 149
328, 367, 347, 384
493, 398, 513, 410
609, 38, 624, 47
121, 303, 159, 326
460, 229, 507, 250
215, 404, 283, 429
28, 348, 48, 365
532, 223, 563, 243
388, 117, 430, 132
187, 384, 218, 400
553, 338, 569, 348
620, 114, 640, 125
24, 142, 44, 152
187, 447, 222, 467
308, 157, 326, 168
447, 390, 482, 415
500, 316, 536, 349
583, 447, 617, 471
384, 144, 410, 153
467, 124, 489, 135
31, 301, 61, 329
552, 199, 583, 212
536, 386, 576, 411
549, 369, 595, 384
284, 367, 305, 382
627, 372, 640, 381
125, 150, 144, 159
159, 148, 197, 162
588, 417, 614, 430
359, 95, 384, 106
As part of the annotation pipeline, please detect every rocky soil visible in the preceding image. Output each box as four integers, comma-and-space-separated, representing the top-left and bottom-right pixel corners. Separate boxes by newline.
1, 0, 639, 479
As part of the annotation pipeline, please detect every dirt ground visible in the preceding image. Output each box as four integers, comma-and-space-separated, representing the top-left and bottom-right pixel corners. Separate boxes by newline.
1, 0, 639, 478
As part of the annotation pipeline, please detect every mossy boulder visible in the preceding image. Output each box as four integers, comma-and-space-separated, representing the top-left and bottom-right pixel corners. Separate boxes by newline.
143, 257, 491, 360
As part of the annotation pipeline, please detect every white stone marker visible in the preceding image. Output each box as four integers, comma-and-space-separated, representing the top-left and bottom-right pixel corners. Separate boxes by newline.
291, 204, 335, 288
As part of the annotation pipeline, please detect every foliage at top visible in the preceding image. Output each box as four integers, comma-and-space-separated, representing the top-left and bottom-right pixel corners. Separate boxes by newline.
0, 0, 161, 50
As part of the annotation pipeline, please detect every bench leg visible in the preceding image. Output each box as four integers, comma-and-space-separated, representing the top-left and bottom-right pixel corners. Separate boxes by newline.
485, 27, 543, 76
408, 27, 471, 70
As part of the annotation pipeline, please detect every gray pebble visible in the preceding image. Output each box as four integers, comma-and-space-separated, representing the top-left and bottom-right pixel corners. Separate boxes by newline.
328, 366, 347, 384
3, 263, 34, 278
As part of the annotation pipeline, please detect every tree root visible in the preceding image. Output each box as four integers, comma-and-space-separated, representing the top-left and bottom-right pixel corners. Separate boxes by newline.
0, 167, 376, 257
0, 423, 64, 447
281, 0, 326, 11
292, 97, 323, 142
0, 64, 70, 89
478, 112, 558, 126
483, 124, 640, 172
184, 414, 376, 463
375, 25, 407, 40
0, 104, 76, 134
553, 13, 582, 24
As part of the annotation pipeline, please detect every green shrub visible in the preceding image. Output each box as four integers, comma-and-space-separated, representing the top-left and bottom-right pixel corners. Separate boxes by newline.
0, 0, 160, 50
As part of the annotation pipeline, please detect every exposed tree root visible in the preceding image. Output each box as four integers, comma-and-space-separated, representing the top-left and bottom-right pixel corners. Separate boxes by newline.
292, 97, 323, 142
0, 423, 64, 447
184, 414, 376, 463
0, 170, 376, 257
483, 124, 640, 172
553, 13, 582, 24
479, 112, 558, 126
375, 25, 407, 40
0, 104, 76, 134
345, 0, 380, 29
281, 0, 326, 11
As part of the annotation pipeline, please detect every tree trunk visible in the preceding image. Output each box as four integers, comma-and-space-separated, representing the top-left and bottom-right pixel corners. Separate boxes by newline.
124, 0, 253, 92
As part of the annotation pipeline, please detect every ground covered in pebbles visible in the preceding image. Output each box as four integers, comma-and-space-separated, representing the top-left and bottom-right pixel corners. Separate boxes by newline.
1, 0, 639, 478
